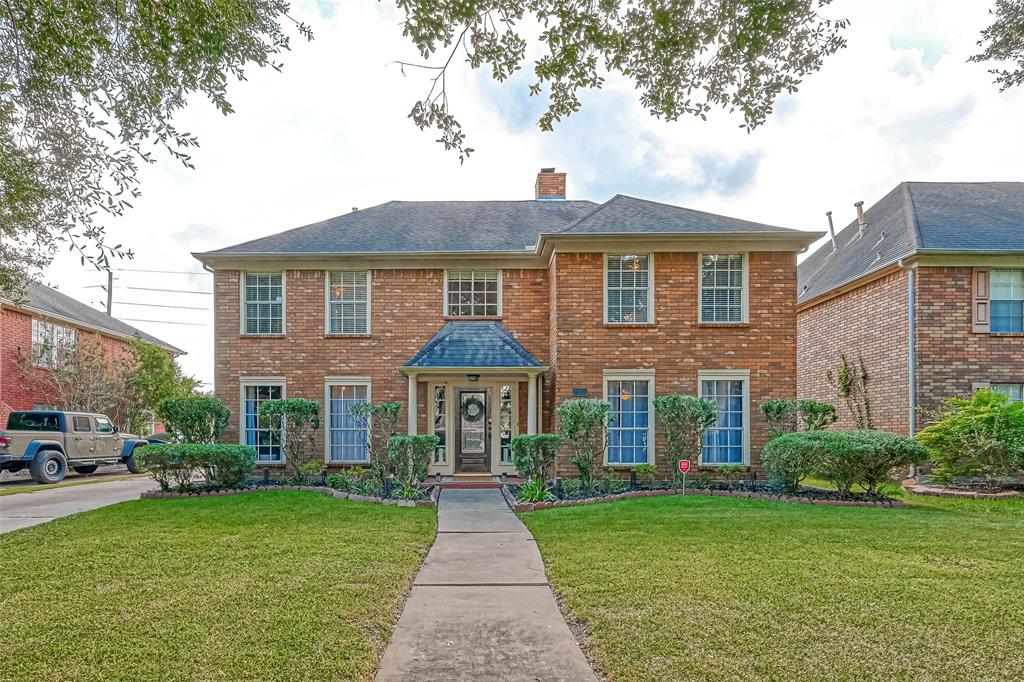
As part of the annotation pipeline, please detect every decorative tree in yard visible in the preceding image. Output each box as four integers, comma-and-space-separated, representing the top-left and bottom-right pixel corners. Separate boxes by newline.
555, 399, 609, 491
350, 402, 403, 485
156, 396, 230, 444
653, 394, 718, 479
259, 398, 321, 483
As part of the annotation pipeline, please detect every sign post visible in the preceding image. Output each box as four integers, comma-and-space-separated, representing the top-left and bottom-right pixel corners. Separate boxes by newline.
678, 459, 691, 494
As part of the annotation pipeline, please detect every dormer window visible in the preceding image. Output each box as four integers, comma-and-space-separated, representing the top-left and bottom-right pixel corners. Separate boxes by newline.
445, 270, 501, 317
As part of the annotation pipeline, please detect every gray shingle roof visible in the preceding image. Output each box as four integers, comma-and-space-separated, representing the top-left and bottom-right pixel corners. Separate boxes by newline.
558, 194, 800, 235
405, 321, 542, 368
798, 182, 1024, 304
206, 200, 598, 255
9, 281, 182, 354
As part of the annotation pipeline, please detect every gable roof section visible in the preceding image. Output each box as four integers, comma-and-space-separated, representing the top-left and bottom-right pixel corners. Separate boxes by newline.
797, 182, 1024, 305
556, 194, 800, 235
6, 281, 183, 354
405, 321, 543, 368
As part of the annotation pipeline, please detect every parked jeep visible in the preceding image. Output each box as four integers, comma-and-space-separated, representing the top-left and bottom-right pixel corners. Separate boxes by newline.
0, 411, 154, 484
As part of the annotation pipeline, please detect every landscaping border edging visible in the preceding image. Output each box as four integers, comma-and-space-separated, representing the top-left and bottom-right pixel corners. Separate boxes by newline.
504, 485, 904, 512
900, 479, 1021, 500
141, 484, 441, 507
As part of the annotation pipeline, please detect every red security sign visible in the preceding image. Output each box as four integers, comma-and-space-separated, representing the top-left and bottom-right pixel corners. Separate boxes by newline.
678, 459, 691, 474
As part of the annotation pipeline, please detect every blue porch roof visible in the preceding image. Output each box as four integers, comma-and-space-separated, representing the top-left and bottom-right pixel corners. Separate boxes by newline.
405, 321, 543, 368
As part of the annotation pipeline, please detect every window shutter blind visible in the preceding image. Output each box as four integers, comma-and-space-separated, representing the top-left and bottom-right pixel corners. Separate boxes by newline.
972, 267, 990, 333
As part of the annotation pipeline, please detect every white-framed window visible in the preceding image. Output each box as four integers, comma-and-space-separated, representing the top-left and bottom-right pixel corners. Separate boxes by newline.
326, 378, 371, 463
31, 319, 77, 367
604, 370, 654, 465
992, 383, 1023, 403
431, 384, 448, 465
699, 253, 747, 323
242, 272, 284, 334
699, 370, 750, 465
990, 269, 1024, 333
241, 379, 284, 462
445, 270, 501, 317
499, 383, 516, 463
327, 270, 370, 334
605, 254, 652, 324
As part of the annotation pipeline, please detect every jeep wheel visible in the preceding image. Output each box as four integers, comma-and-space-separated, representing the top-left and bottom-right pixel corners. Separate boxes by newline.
123, 452, 140, 474
30, 450, 67, 484
73, 465, 99, 475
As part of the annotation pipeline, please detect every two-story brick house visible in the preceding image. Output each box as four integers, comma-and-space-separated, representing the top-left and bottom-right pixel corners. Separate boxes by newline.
194, 169, 820, 478
797, 181, 1024, 436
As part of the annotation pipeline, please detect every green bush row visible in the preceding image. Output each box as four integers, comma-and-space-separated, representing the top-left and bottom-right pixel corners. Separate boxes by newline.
138, 443, 256, 492
762, 430, 926, 496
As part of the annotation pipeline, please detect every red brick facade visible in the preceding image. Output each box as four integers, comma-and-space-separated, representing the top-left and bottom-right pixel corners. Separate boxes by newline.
797, 264, 1024, 436
214, 250, 800, 476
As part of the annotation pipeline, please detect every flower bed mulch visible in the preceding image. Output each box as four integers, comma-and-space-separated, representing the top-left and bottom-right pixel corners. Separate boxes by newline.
900, 479, 1021, 500
502, 484, 903, 512
141, 483, 440, 507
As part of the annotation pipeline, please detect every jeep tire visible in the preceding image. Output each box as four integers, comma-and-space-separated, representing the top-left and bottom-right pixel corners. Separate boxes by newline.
123, 452, 140, 474
73, 464, 99, 475
30, 450, 68, 484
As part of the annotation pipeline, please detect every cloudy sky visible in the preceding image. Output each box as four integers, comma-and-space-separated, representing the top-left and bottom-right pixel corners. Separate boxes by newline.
44, 0, 1023, 388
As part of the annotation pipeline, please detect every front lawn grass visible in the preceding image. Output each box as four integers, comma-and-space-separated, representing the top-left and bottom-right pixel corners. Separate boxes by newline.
522, 493, 1024, 682
0, 491, 436, 681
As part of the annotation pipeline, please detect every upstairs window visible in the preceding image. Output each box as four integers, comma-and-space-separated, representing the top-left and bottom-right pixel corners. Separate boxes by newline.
328, 270, 370, 334
446, 270, 500, 317
991, 269, 1024, 333
700, 254, 745, 323
31, 319, 77, 367
606, 254, 651, 324
243, 272, 284, 334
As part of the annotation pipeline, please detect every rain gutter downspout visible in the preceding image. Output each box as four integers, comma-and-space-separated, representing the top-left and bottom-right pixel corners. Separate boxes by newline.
899, 257, 917, 478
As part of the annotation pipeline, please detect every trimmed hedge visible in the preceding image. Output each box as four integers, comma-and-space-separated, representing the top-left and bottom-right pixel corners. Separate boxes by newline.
137, 443, 256, 492
155, 396, 230, 444
509, 434, 563, 481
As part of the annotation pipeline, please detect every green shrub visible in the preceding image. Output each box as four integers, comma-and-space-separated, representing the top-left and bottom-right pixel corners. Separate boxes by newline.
812, 432, 867, 496
326, 467, 363, 492
155, 396, 230, 444
349, 402, 402, 470
137, 443, 256, 492
653, 394, 717, 482
561, 477, 584, 499
844, 430, 928, 493
917, 389, 1024, 488
760, 398, 837, 440
633, 463, 658, 487
598, 468, 627, 494
353, 475, 383, 497
509, 433, 563, 481
259, 398, 320, 482
716, 464, 748, 489
517, 476, 554, 503
761, 432, 823, 494
799, 399, 838, 431
555, 399, 609, 489
388, 435, 438, 487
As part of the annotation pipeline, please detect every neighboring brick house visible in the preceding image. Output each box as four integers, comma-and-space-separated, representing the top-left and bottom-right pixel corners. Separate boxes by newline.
797, 181, 1024, 437
194, 169, 820, 477
0, 281, 182, 428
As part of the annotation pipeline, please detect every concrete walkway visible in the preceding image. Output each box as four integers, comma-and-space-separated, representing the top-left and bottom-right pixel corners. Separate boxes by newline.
376, 488, 597, 681
0, 477, 154, 533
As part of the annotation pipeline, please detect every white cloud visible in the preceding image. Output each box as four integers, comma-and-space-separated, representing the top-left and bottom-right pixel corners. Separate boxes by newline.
44, 0, 1023, 387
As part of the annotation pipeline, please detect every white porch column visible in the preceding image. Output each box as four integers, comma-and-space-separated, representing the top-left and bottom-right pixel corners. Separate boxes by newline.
527, 373, 538, 435
407, 374, 418, 435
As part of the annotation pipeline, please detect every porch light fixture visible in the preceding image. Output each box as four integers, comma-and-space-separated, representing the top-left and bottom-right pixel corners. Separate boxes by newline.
467, 373, 480, 382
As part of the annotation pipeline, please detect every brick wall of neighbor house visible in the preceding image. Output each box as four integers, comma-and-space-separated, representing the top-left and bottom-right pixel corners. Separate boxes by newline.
797, 270, 909, 435
915, 266, 1024, 426
548, 250, 798, 477
213, 268, 551, 459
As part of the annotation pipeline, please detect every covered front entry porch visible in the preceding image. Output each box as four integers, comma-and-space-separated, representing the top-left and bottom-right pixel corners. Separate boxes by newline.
401, 321, 546, 477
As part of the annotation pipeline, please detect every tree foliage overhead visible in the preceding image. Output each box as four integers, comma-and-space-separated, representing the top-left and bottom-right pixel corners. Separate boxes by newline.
972, 0, 1024, 91
0, 0, 311, 296
396, 0, 848, 160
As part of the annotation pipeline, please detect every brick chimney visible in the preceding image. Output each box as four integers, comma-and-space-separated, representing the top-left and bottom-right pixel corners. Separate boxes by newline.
535, 167, 566, 201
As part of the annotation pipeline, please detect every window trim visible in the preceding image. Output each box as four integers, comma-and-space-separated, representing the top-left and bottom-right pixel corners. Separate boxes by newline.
239, 377, 286, 463
698, 369, 751, 467
324, 270, 372, 336
602, 368, 656, 467
697, 252, 749, 325
427, 382, 451, 467
323, 376, 372, 464
239, 271, 287, 336
442, 269, 503, 318
31, 318, 78, 368
603, 253, 655, 325
988, 267, 1024, 334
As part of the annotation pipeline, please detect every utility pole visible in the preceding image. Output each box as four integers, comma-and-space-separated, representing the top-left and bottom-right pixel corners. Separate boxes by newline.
106, 270, 113, 315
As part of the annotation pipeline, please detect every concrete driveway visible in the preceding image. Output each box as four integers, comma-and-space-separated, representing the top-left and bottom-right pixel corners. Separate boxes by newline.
0, 477, 155, 533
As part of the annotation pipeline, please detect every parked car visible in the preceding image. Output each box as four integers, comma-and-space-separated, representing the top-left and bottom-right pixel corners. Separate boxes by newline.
0, 411, 153, 484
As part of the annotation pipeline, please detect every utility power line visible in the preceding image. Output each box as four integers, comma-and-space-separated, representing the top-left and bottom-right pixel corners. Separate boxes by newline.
121, 286, 213, 295
114, 267, 211, 275
115, 301, 211, 311
120, 318, 208, 327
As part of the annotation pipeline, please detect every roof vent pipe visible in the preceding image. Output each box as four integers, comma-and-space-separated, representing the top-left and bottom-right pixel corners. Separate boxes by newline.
826, 211, 837, 252
855, 201, 866, 236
